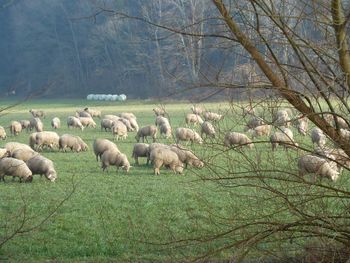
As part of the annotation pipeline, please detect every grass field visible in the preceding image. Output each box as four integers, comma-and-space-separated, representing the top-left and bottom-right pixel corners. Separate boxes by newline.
0, 99, 348, 261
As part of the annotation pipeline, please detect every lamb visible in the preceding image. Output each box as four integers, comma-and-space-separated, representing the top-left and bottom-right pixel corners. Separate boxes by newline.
248, 125, 271, 139
79, 117, 97, 128
101, 119, 114, 131
155, 116, 170, 127
93, 138, 120, 161
135, 125, 157, 143
59, 134, 88, 152
311, 127, 326, 147
244, 116, 264, 131
203, 111, 223, 121
149, 147, 184, 175
224, 132, 254, 149
169, 144, 204, 168
175, 127, 203, 144
33, 131, 60, 151
75, 110, 92, 118
67, 116, 84, 130
159, 123, 172, 139
51, 117, 61, 129
131, 143, 149, 165
11, 148, 38, 162
185, 113, 204, 126
298, 154, 339, 181
101, 149, 130, 173
5, 142, 33, 155
112, 121, 128, 141
26, 155, 57, 182
19, 120, 31, 132
200, 121, 216, 138
153, 107, 166, 116
10, 121, 22, 136
84, 107, 101, 118
0, 157, 33, 182
29, 109, 45, 118
0, 126, 7, 140
118, 112, 136, 120
30, 118, 44, 132
270, 129, 298, 151
190, 105, 203, 115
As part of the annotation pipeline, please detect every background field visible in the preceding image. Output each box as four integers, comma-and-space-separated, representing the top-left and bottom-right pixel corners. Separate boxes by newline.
0, 99, 346, 261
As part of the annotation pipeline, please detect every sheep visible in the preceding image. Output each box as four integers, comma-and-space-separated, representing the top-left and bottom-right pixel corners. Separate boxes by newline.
111, 121, 128, 141
270, 129, 298, 151
340, 128, 350, 141
190, 105, 203, 115
242, 105, 255, 116
10, 121, 22, 136
30, 118, 44, 132
19, 120, 31, 132
175, 127, 203, 144
298, 154, 339, 181
103, 115, 121, 122
248, 125, 271, 139
11, 148, 38, 162
84, 107, 101, 118
314, 146, 350, 169
185, 113, 204, 126
155, 116, 170, 127
33, 131, 60, 151
101, 119, 114, 132
67, 116, 84, 130
146, 143, 169, 165
75, 110, 92, 118
51, 117, 61, 129
0, 157, 33, 182
311, 127, 326, 147
203, 111, 223, 121
169, 144, 204, 168
79, 117, 97, 128
0, 148, 9, 159
297, 118, 308, 136
200, 121, 216, 138
274, 109, 291, 127
224, 132, 254, 149
93, 138, 120, 161
26, 155, 57, 182
118, 112, 136, 120
131, 143, 149, 165
153, 107, 166, 116
159, 123, 172, 139
128, 118, 139, 132
135, 125, 157, 143
101, 149, 130, 173
149, 147, 184, 175
59, 134, 88, 152
0, 126, 7, 140
5, 142, 33, 155
29, 109, 45, 118
118, 118, 134, 132
244, 116, 264, 131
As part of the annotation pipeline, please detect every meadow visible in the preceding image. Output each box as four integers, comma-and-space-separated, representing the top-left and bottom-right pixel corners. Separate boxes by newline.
0, 99, 348, 261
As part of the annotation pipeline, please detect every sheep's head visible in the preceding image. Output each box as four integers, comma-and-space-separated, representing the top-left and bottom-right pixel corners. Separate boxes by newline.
47, 170, 57, 182
25, 175, 33, 183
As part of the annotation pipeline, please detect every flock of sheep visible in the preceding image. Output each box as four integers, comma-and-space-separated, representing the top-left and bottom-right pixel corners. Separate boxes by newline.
0, 104, 348, 183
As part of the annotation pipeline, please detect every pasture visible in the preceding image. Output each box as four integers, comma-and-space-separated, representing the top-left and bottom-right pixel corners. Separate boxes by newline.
0, 99, 347, 261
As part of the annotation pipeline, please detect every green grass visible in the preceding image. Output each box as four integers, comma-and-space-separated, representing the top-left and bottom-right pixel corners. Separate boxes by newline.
0, 99, 348, 261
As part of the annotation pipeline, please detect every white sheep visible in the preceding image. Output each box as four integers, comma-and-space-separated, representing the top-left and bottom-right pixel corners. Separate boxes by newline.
274, 109, 290, 127
185, 113, 204, 126
149, 147, 184, 175
11, 148, 38, 162
297, 118, 308, 136
314, 146, 350, 170
244, 116, 264, 131
0, 157, 33, 182
59, 134, 88, 152
298, 154, 339, 181
93, 138, 120, 161
5, 142, 33, 155
101, 119, 114, 132
0, 126, 7, 140
75, 110, 92, 118
30, 118, 44, 132
200, 121, 216, 138
248, 125, 271, 139
270, 128, 298, 151
19, 120, 31, 132
128, 118, 139, 132
169, 144, 204, 168
159, 123, 172, 139
103, 115, 121, 122
0, 148, 9, 159
146, 143, 169, 165
79, 117, 97, 128
29, 109, 45, 118
203, 111, 223, 121
311, 127, 326, 147
51, 117, 61, 129
131, 143, 149, 165
190, 105, 203, 115
112, 121, 128, 141
118, 118, 134, 132
224, 132, 254, 149
153, 107, 166, 116
101, 149, 130, 173
67, 116, 84, 131
135, 125, 157, 143
34, 131, 60, 151
10, 121, 22, 136
155, 116, 170, 127
26, 155, 57, 182
118, 112, 136, 120
84, 107, 101, 118
175, 127, 203, 144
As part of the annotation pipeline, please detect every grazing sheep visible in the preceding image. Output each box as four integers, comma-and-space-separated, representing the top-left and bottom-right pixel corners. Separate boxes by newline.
101, 149, 130, 172
224, 132, 254, 149
67, 116, 84, 130
200, 121, 216, 138
185, 113, 204, 126
93, 138, 120, 161
79, 117, 97, 128
19, 120, 31, 132
30, 118, 43, 132
0, 126, 7, 140
5, 142, 32, 155
270, 129, 298, 151
135, 125, 157, 143
314, 146, 350, 169
0, 148, 9, 159
149, 147, 184, 175
153, 107, 166, 116
175, 127, 203, 144
311, 127, 326, 147
203, 111, 223, 121
118, 118, 134, 132
297, 118, 308, 136
155, 116, 170, 127
129, 118, 139, 132
274, 109, 291, 127
0, 157, 33, 182
244, 116, 264, 131
170, 144, 204, 168
298, 154, 339, 181
34, 131, 60, 151
75, 110, 92, 118
11, 148, 38, 162
191, 105, 203, 115
146, 143, 169, 165
10, 121, 22, 136
51, 117, 61, 129
59, 134, 88, 152
118, 112, 136, 120
26, 155, 57, 182
132, 143, 149, 165
103, 115, 121, 122
84, 107, 101, 118
249, 125, 271, 139
29, 109, 45, 118
159, 123, 172, 139
101, 119, 114, 132
112, 121, 128, 141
